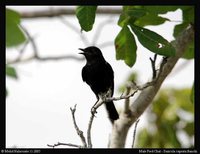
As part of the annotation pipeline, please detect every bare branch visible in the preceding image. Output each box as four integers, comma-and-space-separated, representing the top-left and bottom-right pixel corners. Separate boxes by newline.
70, 104, 87, 148
156, 56, 168, 80
59, 16, 90, 46
98, 41, 114, 49
7, 54, 84, 64
131, 119, 140, 148
124, 83, 132, 114
6, 25, 84, 64
21, 25, 39, 58
47, 142, 83, 148
149, 54, 157, 80
36, 55, 83, 61
87, 112, 95, 148
59, 16, 80, 33
14, 39, 30, 62
92, 16, 114, 45
19, 8, 122, 19
7, 10, 116, 64
106, 81, 155, 102
6, 24, 39, 64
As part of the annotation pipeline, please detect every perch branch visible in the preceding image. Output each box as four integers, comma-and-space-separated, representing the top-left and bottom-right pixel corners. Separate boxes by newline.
89, 80, 155, 121
85, 80, 154, 148
70, 104, 87, 148
87, 112, 95, 148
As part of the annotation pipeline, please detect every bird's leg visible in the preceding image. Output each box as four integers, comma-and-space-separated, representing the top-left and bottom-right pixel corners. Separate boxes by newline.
103, 88, 112, 102
90, 89, 112, 116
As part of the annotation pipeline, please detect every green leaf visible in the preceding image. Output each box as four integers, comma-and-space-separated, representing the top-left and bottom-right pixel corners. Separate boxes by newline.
115, 26, 137, 67
143, 6, 179, 14
75, 6, 97, 32
118, 6, 147, 27
174, 89, 194, 113
182, 40, 194, 59
134, 13, 169, 27
173, 22, 194, 59
179, 6, 193, 11
6, 9, 26, 47
182, 7, 194, 23
184, 122, 194, 136
130, 24, 176, 56
173, 22, 189, 38
190, 83, 194, 103
6, 65, 17, 79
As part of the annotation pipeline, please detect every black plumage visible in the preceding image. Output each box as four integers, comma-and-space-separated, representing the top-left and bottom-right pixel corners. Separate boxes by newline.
79, 46, 119, 123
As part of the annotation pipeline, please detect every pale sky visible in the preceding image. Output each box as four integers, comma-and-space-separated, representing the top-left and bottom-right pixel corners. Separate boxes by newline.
6, 6, 194, 148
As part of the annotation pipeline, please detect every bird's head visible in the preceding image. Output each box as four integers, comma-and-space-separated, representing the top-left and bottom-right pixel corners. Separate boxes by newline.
79, 46, 104, 62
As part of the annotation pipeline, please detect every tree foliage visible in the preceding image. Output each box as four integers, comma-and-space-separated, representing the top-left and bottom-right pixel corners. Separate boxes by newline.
74, 6, 194, 66
6, 9, 26, 47
6, 8, 26, 97
135, 88, 194, 148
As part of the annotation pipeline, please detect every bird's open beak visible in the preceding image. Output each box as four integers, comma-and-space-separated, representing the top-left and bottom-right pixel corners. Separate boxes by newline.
78, 48, 85, 55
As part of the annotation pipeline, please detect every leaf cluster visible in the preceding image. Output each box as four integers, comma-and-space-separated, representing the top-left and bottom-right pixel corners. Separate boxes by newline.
136, 88, 194, 148
75, 6, 194, 67
6, 9, 27, 97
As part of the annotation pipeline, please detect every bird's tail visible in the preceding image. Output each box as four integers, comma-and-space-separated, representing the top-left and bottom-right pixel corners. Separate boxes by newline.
105, 101, 119, 123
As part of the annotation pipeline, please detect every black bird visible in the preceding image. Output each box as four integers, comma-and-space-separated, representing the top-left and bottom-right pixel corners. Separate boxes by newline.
79, 46, 119, 123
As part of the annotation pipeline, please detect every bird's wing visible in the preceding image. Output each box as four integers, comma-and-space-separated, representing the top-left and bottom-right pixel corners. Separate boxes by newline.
105, 62, 114, 96
81, 66, 88, 82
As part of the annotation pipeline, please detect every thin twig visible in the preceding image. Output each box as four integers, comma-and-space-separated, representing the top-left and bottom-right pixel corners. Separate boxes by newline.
7, 27, 84, 64
36, 55, 83, 61
107, 80, 155, 102
89, 80, 154, 119
6, 24, 84, 64
59, 16, 90, 46
155, 56, 168, 81
59, 16, 80, 33
47, 142, 83, 148
92, 16, 114, 45
131, 119, 140, 148
15, 39, 30, 61
98, 41, 114, 49
70, 104, 87, 147
7, 53, 84, 64
149, 54, 157, 80
124, 82, 132, 114
21, 25, 39, 58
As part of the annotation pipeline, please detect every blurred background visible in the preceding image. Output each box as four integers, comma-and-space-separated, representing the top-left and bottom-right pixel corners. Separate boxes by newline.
6, 6, 194, 148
